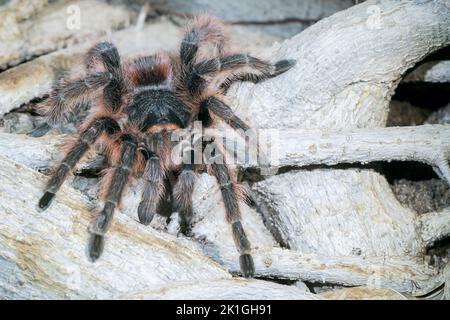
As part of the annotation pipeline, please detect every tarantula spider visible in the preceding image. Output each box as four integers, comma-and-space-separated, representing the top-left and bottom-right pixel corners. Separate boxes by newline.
33, 15, 295, 277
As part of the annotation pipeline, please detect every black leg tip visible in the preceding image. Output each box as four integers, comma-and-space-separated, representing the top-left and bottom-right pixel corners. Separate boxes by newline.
38, 192, 55, 211
138, 204, 156, 226
88, 234, 105, 262
239, 254, 255, 278
28, 123, 52, 138
179, 221, 192, 236
273, 59, 296, 76
179, 212, 193, 236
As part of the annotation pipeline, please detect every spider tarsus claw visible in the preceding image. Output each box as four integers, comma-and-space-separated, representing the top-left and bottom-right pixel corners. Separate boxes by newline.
38, 192, 55, 210
138, 204, 155, 226
239, 254, 255, 278
273, 59, 296, 76
88, 234, 105, 262
28, 123, 52, 138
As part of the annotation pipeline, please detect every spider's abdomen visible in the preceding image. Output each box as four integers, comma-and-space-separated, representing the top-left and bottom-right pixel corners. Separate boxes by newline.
127, 90, 191, 131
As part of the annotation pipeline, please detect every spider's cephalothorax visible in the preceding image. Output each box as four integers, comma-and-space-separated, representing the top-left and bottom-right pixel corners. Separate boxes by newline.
34, 15, 295, 278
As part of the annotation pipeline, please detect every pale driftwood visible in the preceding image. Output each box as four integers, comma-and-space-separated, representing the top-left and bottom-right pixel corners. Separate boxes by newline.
161, 0, 355, 39
229, 0, 450, 130
444, 264, 450, 300
4, 123, 450, 181
0, 152, 443, 296
222, 0, 450, 296
419, 210, 450, 245
116, 173, 448, 295
122, 279, 320, 300
319, 287, 407, 300
213, 248, 443, 295
0, 154, 319, 300
0, 133, 63, 170
2, 131, 447, 247
266, 125, 450, 186
0, 154, 231, 299
251, 169, 450, 254
1, 131, 445, 295
0, 0, 133, 70
211, 125, 450, 185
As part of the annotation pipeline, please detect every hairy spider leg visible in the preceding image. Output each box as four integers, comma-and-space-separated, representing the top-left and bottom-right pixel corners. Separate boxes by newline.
89, 133, 138, 261
188, 54, 296, 95
137, 131, 167, 225
205, 141, 255, 278
200, 96, 250, 132
219, 59, 296, 94
38, 116, 121, 210
173, 147, 197, 234
30, 42, 126, 138
29, 72, 113, 137
88, 42, 126, 113
180, 15, 226, 68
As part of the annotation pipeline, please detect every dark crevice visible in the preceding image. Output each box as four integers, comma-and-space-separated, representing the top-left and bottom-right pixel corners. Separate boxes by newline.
0, 51, 55, 73
304, 281, 350, 295
241, 160, 439, 185
74, 170, 101, 179
242, 160, 449, 249
393, 82, 450, 110
380, 161, 438, 184
426, 236, 450, 267
385, 47, 450, 218
252, 276, 297, 286
239, 163, 377, 184
7, 97, 48, 117
421, 45, 450, 63
388, 45, 450, 125
151, 6, 319, 27
413, 283, 445, 299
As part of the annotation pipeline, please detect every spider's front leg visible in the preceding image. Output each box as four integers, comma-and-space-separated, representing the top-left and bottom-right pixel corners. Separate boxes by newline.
137, 148, 166, 225
38, 116, 120, 210
200, 96, 273, 169
219, 59, 296, 94
173, 147, 198, 235
136, 130, 175, 226
200, 96, 250, 132
89, 133, 138, 261
188, 54, 295, 95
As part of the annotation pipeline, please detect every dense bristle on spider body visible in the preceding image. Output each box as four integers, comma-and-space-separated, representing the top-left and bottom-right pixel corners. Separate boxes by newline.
34, 14, 296, 278
126, 54, 173, 88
